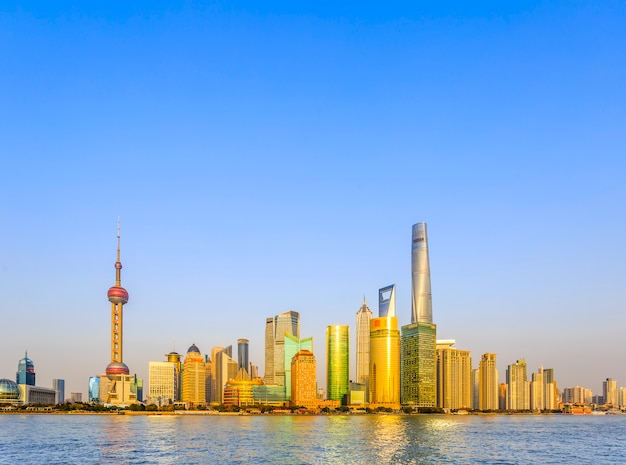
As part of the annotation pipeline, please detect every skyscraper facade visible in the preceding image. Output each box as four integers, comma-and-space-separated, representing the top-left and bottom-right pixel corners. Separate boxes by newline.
479, 353, 498, 410
378, 285, 396, 317
604, 378, 618, 407
148, 361, 177, 404
284, 334, 313, 401
16, 352, 35, 386
411, 222, 432, 324
215, 346, 238, 404
237, 339, 250, 376
52, 379, 65, 404
355, 298, 372, 392
264, 311, 300, 386
506, 359, 529, 410
435, 340, 472, 410
326, 325, 349, 402
369, 316, 400, 407
181, 343, 206, 407
400, 322, 436, 407
291, 349, 317, 409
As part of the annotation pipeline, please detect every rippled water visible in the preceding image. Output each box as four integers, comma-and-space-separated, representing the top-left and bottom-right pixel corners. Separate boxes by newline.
1, 414, 624, 464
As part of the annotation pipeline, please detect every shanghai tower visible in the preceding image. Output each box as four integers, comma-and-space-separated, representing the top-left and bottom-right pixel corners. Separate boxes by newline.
411, 222, 432, 323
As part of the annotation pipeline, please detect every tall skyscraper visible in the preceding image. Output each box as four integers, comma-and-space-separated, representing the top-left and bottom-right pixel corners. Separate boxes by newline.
100, 220, 138, 405
435, 340, 472, 410
604, 378, 618, 407
265, 311, 300, 386
479, 353, 498, 410
182, 343, 206, 407
530, 370, 544, 411
291, 350, 317, 409
326, 325, 349, 402
215, 345, 238, 404
52, 379, 65, 404
543, 368, 557, 410
237, 339, 250, 376
506, 359, 529, 410
401, 222, 437, 408
355, 297, 373, 392
284, 334, 313, 401
378, 285, 396, 317
164, 351, 182, 401
148, 361, 177, 405
411, 222, 432, 324
16, 352, 35, 386
370, 316, 400, 407
400, 322, 436, 407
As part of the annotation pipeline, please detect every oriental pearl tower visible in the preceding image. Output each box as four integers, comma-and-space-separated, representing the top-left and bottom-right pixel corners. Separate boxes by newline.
105, 219, 130, 380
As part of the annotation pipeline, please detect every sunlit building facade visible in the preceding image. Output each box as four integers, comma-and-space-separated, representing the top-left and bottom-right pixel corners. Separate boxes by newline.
411, 222, 432, 324
291, 349, 317, 409
436, 340, 471, 409
284, 334, 313, 401
355, 297, 372, 395
370, 316, 400, 407
182, 344, 206, 407
215, 346, 238, 404
401, 321, 436, 407
479, 353, 498, 410
265, 311, 300, 386
326, 325, 349, 402
148, 361, 177, 405
506, 359, 529, 410
604, 378, 618, 407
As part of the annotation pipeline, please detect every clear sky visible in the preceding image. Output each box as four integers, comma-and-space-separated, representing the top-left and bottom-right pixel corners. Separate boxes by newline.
1, 1, 625, 399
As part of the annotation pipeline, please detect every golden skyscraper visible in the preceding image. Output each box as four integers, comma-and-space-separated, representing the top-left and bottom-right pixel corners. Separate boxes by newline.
182, 344, 206, 407
479, 353, 498, 410
436, 340, 472, 410
291, 349, 317, 409
369, 316, 400, 408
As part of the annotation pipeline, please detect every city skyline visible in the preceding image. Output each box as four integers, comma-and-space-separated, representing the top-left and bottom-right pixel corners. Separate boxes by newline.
1, 1, 625, 398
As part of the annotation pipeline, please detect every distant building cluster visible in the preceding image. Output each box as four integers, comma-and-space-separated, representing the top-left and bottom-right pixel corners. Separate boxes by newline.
2, 221, 623, 412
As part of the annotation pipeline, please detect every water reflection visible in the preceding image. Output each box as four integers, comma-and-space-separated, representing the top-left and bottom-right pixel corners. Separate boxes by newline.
2, 414, 626, 464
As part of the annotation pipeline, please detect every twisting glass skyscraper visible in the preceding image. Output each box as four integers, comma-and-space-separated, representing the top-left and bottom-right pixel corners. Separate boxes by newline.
411, 222, 432, 324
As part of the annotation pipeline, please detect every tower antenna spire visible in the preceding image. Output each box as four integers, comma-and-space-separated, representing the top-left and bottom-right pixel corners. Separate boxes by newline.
117, 216, 121, 263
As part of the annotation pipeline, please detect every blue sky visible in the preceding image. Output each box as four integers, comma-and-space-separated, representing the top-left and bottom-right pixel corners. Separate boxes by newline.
1, 1, 625, 399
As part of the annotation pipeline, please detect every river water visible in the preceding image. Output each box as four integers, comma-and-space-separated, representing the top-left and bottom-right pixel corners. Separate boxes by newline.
1, 413, 624, 464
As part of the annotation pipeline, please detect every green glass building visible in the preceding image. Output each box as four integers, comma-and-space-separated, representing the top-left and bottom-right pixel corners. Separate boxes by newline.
400, 321, 436, 407
326, 325, 349, 402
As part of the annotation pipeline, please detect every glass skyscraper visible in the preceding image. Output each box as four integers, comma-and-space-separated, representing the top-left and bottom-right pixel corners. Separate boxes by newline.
378, 284, 396, 317
411, 222, 432, 324
265, 311, 300, 386
369, 316, 400, 406
401, 322, 436, 407
326, 325, 349, 402
237, 338, 250, 375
